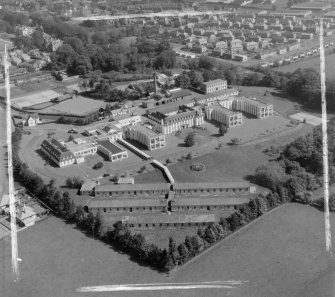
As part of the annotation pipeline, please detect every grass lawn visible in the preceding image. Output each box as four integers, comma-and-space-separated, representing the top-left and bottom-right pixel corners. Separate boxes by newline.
236, 86, 300, 116
168, 145, 272, 183
2, 204, 335, 297
275, 52, 335, 80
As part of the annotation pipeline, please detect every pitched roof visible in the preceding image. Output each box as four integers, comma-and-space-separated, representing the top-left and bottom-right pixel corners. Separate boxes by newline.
201, 79, 227, 86
97, 140, 125, 155
95, 183, 170, 192
89, 198, 164, 208
122, 213, 216, 224
173, 182, 250, 190
174, 197, 250, 206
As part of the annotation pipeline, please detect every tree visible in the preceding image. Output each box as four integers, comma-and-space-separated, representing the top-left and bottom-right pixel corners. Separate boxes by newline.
219, 124, 228, 136
31, 30, 46, 50
188, 70, 204, 88
329, 194, 335, 211
177, 243, 189, 264
198, 55, 215, 70
203, 225, 217, 244
153, 50, 176, 69
91, 31, 109, 45
255, 196, 268, 216
105, 104, 112, 116
254, 163, 287, 191
168, 237, 179, 265
68, 55, 92, 75
190, 235, 205, 253
175, 73, 191, 89
184, 132, 196, 147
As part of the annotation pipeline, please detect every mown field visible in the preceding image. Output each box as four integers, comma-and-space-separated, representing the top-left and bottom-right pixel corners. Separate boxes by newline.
275, 52, 335, 80
2, 203, 335, 297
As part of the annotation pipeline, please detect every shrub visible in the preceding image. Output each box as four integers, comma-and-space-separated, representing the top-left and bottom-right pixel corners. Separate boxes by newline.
219, 124, 228, 136
190, 163, 205, 172
186, 152, 193, 160
65, 176, 84, 189
231, 137, 241, 145
93, 162, 103, 170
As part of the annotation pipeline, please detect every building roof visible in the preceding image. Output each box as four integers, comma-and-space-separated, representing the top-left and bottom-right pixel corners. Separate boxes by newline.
97, 140, 125, 155
41, 138, 75, 161
65, 141, 96, 154
174, 197, 250, 206
208, 104, 240, 116
95, 183, 170, 192
117, 177, 135, 184
170, 89, 193, 99
89, 198, 164, 208
173, 182, 250, 190
201, 79, 227, 86
196, 88, 239, 101
236, 96, 273, 108
81, 180, 100, 192
128, 124, 162, 138
122, 213, 216, 224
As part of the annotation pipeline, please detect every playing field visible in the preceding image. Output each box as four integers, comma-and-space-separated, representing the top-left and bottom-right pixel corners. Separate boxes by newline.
2, 203, 335, 297
11, 90, 61, 108
41, 96, 106, 116
275, 52, 335, 80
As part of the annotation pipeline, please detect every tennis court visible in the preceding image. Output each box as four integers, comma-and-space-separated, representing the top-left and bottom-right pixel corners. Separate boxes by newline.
289, 112, 323, 126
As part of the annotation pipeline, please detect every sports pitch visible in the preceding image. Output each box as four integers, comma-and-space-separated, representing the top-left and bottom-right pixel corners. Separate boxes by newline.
11, 90, 61, 108
41, 96, 106, 116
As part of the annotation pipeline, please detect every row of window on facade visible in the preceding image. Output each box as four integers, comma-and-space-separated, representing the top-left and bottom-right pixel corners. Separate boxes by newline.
99, 187, 248, 196
96, 204, 237, 213
124, 222, 210, 228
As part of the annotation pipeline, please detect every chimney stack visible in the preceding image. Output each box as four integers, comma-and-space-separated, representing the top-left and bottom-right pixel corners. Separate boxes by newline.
154, 72, 157, 95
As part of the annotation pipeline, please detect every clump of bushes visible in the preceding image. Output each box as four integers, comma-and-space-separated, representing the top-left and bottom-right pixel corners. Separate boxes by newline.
190, 163, 205, 172
93, 162, 103, 170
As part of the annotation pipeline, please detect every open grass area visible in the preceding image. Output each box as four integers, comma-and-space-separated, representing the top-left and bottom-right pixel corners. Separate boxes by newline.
275, 52, 335, 80
2, 204, 335, 297
236, 86, 300, 116
41, 96, 106, 116
168, 145, 271, 183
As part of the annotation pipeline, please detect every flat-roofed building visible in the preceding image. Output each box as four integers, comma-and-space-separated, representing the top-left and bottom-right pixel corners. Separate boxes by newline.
126, 125, 166, 150
195, 88, 239, 105
115, 114, 141, 128
199, 79, 228, 94
41, 138, 75, 167
233, 97, 273, 119
64, 141, 98, 163
96, 140, 128, 162
146, 104, 204, 135
206, 103, 243, 128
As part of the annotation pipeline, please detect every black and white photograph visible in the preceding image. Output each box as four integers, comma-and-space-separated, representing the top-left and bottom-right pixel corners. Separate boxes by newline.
0, 0, 335, 296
